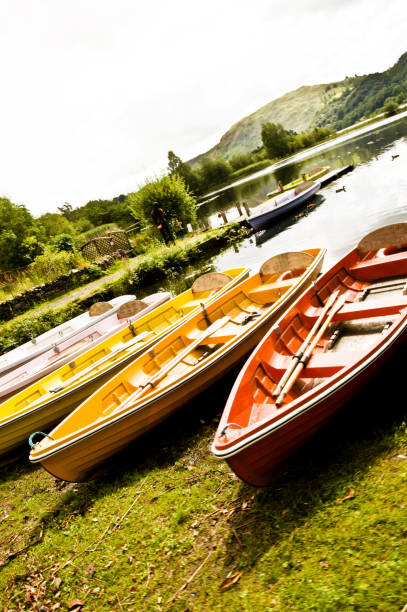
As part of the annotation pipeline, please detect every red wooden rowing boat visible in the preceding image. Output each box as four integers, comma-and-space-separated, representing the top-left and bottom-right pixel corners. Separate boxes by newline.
212, 223, 407, 486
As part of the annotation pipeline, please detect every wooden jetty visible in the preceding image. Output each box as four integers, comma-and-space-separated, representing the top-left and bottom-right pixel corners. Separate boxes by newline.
319, 165, 354, 187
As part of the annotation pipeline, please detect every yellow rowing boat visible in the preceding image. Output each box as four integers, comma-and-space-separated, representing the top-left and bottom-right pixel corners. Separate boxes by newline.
29, 249, 325, 481
266, 167, 330, 198
0, 267, 248, 458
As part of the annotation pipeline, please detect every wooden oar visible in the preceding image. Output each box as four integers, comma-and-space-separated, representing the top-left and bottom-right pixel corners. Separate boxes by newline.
113, 316, 231, 412
275, 293, 346, 407
272, 289, 340, 398
47, 330, 155, 394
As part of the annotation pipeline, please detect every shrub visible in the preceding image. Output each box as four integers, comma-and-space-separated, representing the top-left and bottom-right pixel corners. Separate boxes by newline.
129, 227, 161, 254
27, 247, 86, 285
198, 157, 232, 191
229, 152, 256, 171
53, 233, 75, 253
126, 174, 197, 228
383, 100, 399, 117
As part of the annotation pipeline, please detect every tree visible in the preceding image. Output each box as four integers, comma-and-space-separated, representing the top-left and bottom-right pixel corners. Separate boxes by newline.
53, 234, 75, 253
57, 202, 75, 221
126, 174, 197, 229
167, 151, 201, 194
383, 100, 398, 116
37, 213, 75, 238
0, 198, 41, 270
198, 157, 232, 192
261, 122, 292, 159
229, 152, 255, 171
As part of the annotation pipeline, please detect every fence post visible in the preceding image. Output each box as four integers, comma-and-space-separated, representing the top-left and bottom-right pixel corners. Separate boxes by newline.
242, 202, 250, 216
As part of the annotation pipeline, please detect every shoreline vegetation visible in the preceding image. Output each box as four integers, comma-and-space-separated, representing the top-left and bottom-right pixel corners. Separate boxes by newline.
0, 223, 250, 356
196, 103, 407, 200
0, 98, 405, 305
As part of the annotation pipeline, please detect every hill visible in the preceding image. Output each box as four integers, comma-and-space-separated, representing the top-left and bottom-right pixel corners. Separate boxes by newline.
188, 52, 407, 166
188, 81, 351, 166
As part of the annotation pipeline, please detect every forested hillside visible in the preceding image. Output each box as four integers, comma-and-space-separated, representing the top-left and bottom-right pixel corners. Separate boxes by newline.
188, 52, 407, 166
188, 82, 350, 166
318, 52, 407, 128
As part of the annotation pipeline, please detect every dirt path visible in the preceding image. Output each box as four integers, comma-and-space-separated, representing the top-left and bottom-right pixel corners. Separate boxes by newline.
34, 232, 211, 313
34, 257, 142, 313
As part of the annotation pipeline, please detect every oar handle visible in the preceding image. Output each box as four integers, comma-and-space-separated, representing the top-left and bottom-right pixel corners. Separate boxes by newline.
275, 294, 346, 406
48, 331, 154, 395
272, 290, 340, 398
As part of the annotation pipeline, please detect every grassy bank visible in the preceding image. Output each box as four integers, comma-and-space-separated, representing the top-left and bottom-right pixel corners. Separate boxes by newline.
0, 353, 406, 610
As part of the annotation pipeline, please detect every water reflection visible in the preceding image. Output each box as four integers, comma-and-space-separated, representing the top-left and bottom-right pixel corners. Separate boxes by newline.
199, 117, 407, 231
200, 117, 407, 275
253, 194, 326, 247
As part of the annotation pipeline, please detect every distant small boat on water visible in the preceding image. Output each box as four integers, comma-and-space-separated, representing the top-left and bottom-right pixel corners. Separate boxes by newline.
266, 166, 330, 198
247, 181, 320, 231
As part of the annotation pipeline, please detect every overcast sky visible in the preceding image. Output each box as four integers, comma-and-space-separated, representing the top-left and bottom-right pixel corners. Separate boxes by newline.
1, 0, 406, 216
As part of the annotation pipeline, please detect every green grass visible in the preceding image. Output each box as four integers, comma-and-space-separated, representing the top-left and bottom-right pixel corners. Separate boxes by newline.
0, 249, 90, 302
1, 357, 406, 610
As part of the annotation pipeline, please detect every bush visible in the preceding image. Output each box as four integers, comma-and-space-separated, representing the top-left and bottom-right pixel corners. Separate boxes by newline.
198, 157, 232, 192
0, 198, 41, 270
129, 227, 161, 254
229, 152, 256, 171
126, 174, 197, 229
79, 263, 107, 283
27, 247, 86, 285
53, 233, 75, 253
383, 100, 399, 117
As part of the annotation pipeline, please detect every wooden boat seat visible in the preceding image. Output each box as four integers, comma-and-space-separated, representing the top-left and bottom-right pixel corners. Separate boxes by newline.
303, 297, 407, 324
196, 323, 238, 345
347, 251, 407, 281
179, 299, 204, 313
191, 272, 232, 293
261, 350, 358, 380
89, 302, 113, 316
247, 278, 294, 304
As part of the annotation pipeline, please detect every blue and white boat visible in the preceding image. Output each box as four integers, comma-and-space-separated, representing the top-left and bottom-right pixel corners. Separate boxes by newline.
247, 181, 320, 231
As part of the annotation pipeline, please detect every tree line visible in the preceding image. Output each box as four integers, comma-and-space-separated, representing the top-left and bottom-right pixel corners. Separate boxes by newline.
1, 80, 405, 273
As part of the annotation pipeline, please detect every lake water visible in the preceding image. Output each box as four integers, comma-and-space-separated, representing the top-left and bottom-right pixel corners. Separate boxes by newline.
197, 115, 407, 275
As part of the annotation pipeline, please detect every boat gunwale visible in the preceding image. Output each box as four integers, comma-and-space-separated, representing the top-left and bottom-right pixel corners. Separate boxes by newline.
266, 167, 330, 198
211, 295, 407, 458
0, 268, 249, 430
0, 292, 172, 400
0, 294, 137, 376
248, 182, 320, 225
29, 250, 325, 464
